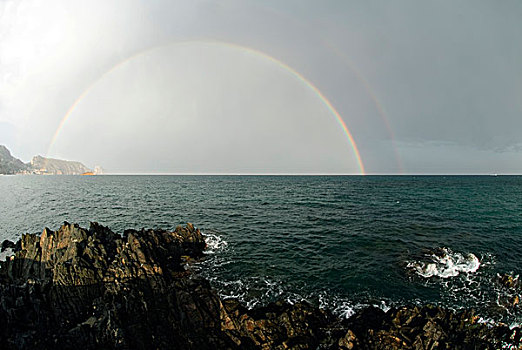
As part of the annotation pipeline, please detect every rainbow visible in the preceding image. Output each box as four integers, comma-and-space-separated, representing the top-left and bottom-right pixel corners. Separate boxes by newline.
47, 40, 366, 174
323, 41, 403, 173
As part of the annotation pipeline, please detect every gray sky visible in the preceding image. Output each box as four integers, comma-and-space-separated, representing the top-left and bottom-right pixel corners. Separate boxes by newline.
1, 0, 521, 174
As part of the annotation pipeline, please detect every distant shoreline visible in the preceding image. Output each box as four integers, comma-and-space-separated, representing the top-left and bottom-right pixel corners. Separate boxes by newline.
11, 173, 518, 176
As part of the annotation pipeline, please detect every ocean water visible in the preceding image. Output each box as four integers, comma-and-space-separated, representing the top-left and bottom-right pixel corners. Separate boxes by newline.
1, 175, 521, 324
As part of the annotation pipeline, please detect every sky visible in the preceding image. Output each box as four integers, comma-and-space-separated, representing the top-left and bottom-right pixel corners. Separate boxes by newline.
1, 0, 521, 174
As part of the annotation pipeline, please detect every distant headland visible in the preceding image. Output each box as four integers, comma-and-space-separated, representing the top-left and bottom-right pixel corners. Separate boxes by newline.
0, 145, 102, 175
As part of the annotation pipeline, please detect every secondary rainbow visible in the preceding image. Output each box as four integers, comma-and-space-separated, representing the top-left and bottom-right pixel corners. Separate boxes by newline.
47, 40, 366, 175
324, 40, 403, 173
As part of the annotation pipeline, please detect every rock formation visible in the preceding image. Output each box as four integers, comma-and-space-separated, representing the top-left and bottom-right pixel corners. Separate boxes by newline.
30, 155, 92, 175
0, 145, 28, 175
0, 145, 95, 175
0, 222, 520, 349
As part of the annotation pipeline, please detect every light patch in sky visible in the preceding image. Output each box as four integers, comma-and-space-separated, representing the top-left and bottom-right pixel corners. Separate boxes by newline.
50, 43, 359, 174
0, 122, 17, 153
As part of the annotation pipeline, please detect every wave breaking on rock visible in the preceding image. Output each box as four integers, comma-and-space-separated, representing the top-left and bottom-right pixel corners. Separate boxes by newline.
407, 247, 481, 279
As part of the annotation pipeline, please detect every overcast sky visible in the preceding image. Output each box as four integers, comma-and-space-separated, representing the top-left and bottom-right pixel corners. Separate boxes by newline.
1, 0, 521, 174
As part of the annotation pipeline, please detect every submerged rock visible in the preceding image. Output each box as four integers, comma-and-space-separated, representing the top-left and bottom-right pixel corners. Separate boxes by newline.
496, 273, 522, 313
0, 222, 520, 349
498, 273, 520, 290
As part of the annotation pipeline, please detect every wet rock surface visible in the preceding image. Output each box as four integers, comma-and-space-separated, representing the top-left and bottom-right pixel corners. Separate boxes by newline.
495, 273, 522, 317
341, 305, 521, 350
0, 222, 520, 349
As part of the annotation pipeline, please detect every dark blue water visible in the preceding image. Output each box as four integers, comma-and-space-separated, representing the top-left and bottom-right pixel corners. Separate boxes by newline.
1, 175, 521, 324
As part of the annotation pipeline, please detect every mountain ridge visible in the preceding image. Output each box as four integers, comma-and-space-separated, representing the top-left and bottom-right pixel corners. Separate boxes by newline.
0, 145, 100, 175
0, 145, 28, 174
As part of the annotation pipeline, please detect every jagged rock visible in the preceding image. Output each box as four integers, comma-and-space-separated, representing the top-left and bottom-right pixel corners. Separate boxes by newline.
494, 273, 522, 312
342, 305, 521, 350
498, 273, 520, 290
0, 222, 520, 349
220, 299, 343, 349
338, 329, 357, 349
0, 222, 229, 349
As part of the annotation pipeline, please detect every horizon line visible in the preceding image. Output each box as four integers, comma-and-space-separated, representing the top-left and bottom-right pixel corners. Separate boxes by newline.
96, 173, 516, 176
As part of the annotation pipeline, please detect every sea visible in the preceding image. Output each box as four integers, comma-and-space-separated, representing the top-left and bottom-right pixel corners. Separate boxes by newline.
1, 175, 521, 326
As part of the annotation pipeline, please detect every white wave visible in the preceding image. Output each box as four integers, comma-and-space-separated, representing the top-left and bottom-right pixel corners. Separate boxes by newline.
408, 247, 481, 278
0, 248, 14, 261
332, 300, 357, 319
378, 300, 392, 313
317, 291, 387, 319
203, 232, 228, 254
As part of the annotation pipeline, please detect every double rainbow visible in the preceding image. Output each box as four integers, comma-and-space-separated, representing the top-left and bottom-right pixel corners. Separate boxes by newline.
47, 40, 366, 174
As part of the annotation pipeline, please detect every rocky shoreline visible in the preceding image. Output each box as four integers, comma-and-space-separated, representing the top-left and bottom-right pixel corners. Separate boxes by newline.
0, 145, 100, 175
0, 223, 520, 349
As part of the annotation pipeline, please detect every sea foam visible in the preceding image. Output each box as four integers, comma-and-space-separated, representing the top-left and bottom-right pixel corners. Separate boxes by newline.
203, 231, 228, 254
0, 248, 14, 261
408, 247, 481, 278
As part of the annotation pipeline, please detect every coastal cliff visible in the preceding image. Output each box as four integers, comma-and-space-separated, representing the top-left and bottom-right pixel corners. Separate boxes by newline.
0, 145, 28, 174
30, 155, 92, 175
0, 223, 520, 349
0, 145, 100, 175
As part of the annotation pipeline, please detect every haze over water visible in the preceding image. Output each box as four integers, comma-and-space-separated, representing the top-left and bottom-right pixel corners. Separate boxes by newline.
1, 175, 521, 325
